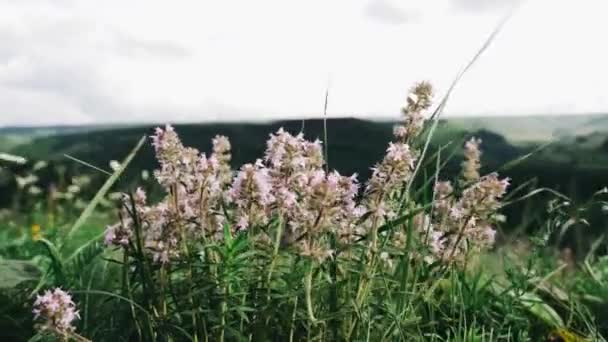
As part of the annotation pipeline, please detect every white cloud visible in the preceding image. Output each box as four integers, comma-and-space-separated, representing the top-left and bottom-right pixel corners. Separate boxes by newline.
0, 0, 606, 126
365, 0, 420, 24
452, 0, 519, 12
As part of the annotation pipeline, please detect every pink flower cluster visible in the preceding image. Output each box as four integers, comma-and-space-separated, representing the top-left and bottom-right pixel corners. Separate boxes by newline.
365, 142, 417, 220
103, 81, 509, 267
260, 129, 361, 261
427, 148, 510, 263
105, 125, 363, 263
228, 161, 274, 230
33, 288, 80, 334
105, 125, 230, 263
461, 137, 482, 182
362, 82, 433, 244
393, 81, 433, 142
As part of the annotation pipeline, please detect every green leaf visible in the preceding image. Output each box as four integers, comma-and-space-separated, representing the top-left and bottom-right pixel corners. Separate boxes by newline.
223, 222, 233, 244
65, 135, 146, 241
491, 282, 564, 328
65, 233, 106, 275
37, 238, 65, 283
518, 291, 564, 328
0, 258, 42, 288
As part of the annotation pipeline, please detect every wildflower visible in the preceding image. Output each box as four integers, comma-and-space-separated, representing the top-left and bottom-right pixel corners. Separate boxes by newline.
461, 137, 482, 182
109, 160, 121, 172
151, 124, 194, 189
390, 213, 444, 263
212, 135, 231, 156
364, 142, 416, 222
104, 221, 131, 247
67, 185, 81, 194
72, 175, 92, 188
408, 81, 433, 110
0, 152, 27, 165
427, 230, 445, 258
259, 127, 358, 258
212, 135, 232, 185
366, 142, 416, 198
15, 174, 38, 189
264, 128, 324, 180
33, 288, 80, 334
151, 125, 181, 158
28, 186, 42, 195
379, 251, 393, 269
287, 171, 359, 249
274, 186, 298, 213
393, 125, 408, 139
31, 224, 42, 241
459, 173, 509, 216
33, 160, 48, 171
105, 128, 230, 263
429, 141, 509, 264
399, 81, 434, 140
433, 181, 454, 217
228, 161, 274, 230
298, 239, 334, 263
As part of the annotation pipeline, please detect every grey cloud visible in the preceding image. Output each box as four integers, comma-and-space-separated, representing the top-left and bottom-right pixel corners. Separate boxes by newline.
451, 0, 519, 12
3, 61, 126, 122
365, 0, 414, 25
0, 32, 18, 63
0, 4, 193, 126
0, 30, 122, 122
111, 33, 191, 59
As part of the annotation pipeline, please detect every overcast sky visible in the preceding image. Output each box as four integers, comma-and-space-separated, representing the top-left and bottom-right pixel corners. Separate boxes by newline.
1, 0, 607, 126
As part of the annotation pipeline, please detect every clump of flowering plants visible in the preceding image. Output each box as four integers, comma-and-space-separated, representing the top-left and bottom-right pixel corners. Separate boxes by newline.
13, 76, 605, 340
32, 288, 90, 341
91, 81, 519, 341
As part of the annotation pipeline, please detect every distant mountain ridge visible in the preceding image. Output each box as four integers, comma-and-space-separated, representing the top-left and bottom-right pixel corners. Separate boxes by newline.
447, 113, 608, 143
3, 113, 607, 146
3, 115, 608, 240
2, 116, 608, 222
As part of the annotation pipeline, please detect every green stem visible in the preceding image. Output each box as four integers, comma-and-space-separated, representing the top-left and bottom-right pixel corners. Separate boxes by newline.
305, 262, 318, 324
220, 285, 227, 342
347, 214, 381, 339
329, 234, 339, 340
123, 252, 143, 342
289, 296, 299, 342
267, 216, 284, 286
174, 185, 200, 342
398, 215, 415, 312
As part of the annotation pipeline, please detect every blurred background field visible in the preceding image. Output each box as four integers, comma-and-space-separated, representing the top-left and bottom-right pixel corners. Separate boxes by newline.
2, 113, 608, 341
4, 113, 608, 246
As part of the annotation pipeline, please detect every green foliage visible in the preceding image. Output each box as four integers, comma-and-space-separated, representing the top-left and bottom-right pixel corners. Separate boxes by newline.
0, 258, 42, 289
2, 111, 608, 340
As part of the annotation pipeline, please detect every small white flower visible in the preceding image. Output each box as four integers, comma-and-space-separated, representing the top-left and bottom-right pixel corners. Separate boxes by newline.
28, 186, 42, 195
67, 185, 81, 194
33, 160, 48, 171
0, 152, 27, 165
380, 252, 393, 269
109, 160, 121, 172
16, 175, 38, 189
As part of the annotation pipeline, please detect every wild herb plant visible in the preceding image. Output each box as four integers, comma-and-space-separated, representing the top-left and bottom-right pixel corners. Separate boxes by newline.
11, 82, 603, 342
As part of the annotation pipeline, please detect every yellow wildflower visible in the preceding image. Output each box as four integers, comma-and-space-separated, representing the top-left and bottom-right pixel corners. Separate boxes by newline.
548, 328, 587, 342
31, 224, 42, 241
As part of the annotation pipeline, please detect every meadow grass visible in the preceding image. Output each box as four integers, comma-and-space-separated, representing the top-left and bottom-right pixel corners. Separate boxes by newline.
1, 80, 607, 342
